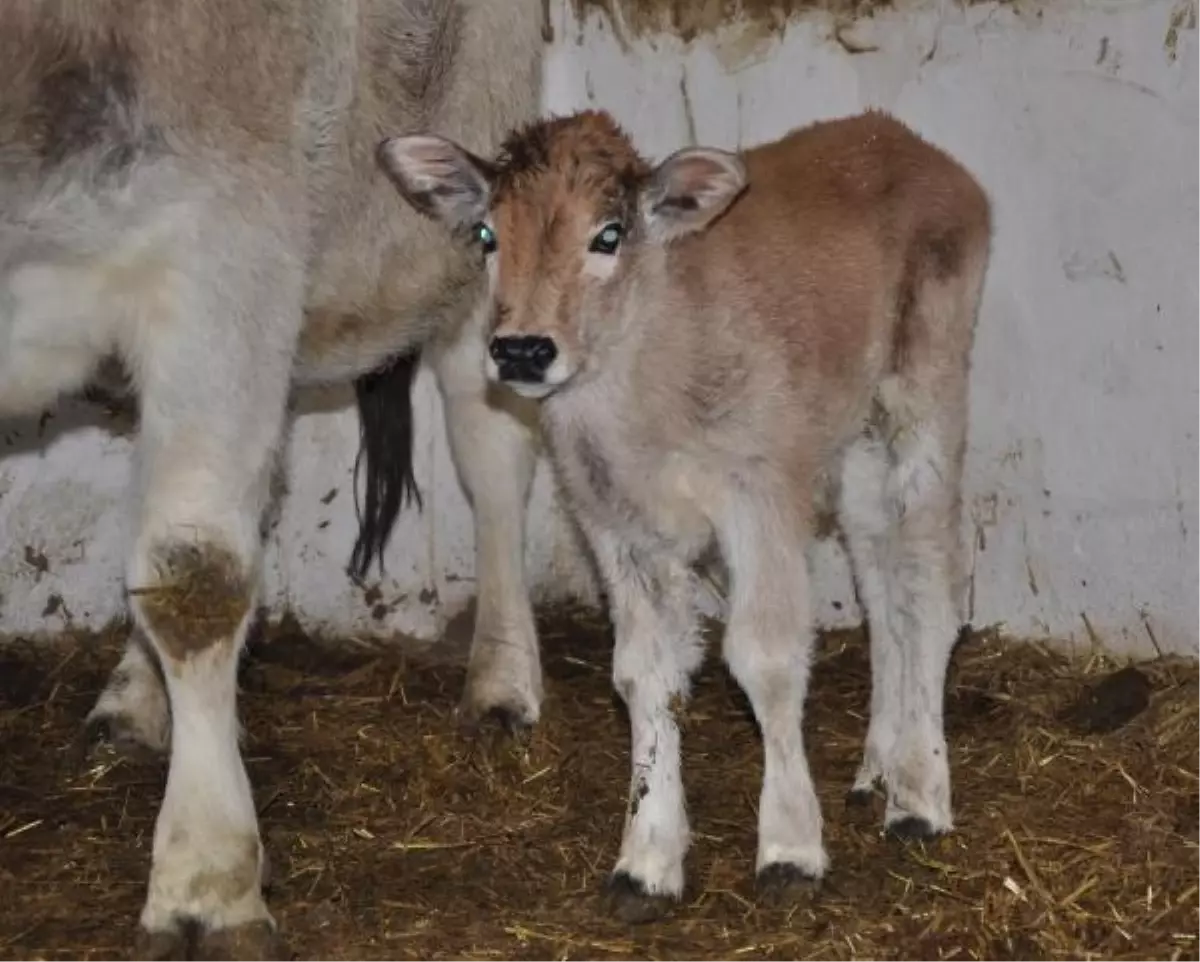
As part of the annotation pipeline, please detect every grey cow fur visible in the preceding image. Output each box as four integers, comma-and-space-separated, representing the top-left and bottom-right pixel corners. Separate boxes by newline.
0, 1, 546, 956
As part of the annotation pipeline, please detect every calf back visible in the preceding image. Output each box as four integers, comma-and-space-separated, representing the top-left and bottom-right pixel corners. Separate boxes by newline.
642, 111, 991, 454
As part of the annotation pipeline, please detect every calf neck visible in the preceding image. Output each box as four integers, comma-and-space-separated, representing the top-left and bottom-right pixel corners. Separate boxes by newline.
381, 108, 992, 919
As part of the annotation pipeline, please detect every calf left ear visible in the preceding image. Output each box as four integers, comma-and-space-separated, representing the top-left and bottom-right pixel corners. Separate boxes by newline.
377, 134, 493, 231
642, 146, 747, 241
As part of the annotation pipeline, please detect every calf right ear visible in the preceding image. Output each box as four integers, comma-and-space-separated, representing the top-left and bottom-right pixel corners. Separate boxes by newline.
377, 135, 492, 230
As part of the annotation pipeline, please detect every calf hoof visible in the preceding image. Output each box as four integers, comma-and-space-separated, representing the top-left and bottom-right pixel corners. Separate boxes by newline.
885, 815, 943, 841
755, 862, 822, 908
845, 787, 876, 808
602, 871, 676, 925
136, 920, 283, 962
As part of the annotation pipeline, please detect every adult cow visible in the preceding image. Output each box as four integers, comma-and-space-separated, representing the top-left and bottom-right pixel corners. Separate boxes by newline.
0, 1, 546, 956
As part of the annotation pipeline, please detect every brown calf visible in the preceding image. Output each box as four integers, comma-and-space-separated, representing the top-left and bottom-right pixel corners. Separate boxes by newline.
381, 107, 992, 919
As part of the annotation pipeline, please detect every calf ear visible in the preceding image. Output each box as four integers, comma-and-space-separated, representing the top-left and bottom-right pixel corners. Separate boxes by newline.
377, 135, 492, 230
642, 146, 747, 241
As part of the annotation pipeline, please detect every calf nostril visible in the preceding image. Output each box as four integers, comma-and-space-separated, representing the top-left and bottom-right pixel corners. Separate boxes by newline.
530, 337, 557, 367
489, 335, 558, 379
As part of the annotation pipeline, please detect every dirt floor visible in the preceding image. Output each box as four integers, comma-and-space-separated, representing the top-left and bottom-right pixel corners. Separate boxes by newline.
0, 606, 1196, 961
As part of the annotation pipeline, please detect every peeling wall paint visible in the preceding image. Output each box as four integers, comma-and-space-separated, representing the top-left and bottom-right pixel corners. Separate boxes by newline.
566, 0, 1012, 49
0, 0, 1195, 658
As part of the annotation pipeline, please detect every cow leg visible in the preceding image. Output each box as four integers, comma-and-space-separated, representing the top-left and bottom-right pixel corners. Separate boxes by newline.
429, 311, 543, 730
86, 443, 289, 762
85, 627, 171, 757
587, 529, 703, 923
717, 495, 828, 897
124, 211, 299, 961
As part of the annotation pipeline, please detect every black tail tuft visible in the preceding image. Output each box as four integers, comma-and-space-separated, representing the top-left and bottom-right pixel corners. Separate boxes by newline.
348, 351, 424, 581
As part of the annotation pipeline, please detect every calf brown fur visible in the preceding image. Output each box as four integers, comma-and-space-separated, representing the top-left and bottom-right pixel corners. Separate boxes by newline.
381, 107, 992, 920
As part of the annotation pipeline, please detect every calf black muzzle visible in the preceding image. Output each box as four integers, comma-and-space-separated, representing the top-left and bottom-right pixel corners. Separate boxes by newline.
489, 335, 558, 383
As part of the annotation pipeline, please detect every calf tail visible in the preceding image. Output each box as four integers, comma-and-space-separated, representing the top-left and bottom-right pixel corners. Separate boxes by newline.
348, 351, 424, 580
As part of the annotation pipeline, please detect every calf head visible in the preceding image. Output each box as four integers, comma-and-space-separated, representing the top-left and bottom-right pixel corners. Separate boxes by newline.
378, 110, 748, 399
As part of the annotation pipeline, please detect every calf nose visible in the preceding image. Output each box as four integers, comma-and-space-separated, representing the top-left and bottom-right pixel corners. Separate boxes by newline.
489, 335, 558, 382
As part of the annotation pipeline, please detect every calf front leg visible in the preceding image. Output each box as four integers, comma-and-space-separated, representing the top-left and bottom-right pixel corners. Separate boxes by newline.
717, 496, 828, 896
587, 529, 704, 923
429, 314, 543, 730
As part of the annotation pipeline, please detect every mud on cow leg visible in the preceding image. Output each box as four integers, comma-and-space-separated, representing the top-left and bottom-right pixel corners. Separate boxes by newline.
86, 443, 293, 763
130, 538, 279, 961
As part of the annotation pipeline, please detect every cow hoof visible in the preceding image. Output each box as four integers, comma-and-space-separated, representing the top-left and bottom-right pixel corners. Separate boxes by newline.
136, 920, 283, 962
195, 920, 283, 961
885, 815, 942, 841
83, 712, 167, 764
458, 701, 536, 740
756, 862, 822, 907
135, 925, 189, 961
602, 871, 675, 924
459, 637, 543, 738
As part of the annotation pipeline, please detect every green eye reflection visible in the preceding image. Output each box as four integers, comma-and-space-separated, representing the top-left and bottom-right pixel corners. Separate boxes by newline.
474, 222, 497, 254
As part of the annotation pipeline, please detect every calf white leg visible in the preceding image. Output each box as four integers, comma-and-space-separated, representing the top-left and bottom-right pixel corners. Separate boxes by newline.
122, 208, 300, 960
840, 421, 962, 837
839, 437, 902, 800
880, 418, 961, 836
717, 496, 828, 891
587, 528, 703, 922
429, 312, 543, 729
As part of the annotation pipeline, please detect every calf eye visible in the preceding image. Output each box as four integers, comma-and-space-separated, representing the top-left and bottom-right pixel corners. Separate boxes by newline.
474, 222, 497, 255
588, 222, 623, 255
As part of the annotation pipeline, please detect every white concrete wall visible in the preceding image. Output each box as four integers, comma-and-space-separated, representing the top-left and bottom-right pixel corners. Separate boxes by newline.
0, 0, 1195, 657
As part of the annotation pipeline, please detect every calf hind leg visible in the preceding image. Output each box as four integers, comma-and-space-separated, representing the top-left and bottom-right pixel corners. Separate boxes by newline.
839, 408, 965, 838
839, 437, 902, 805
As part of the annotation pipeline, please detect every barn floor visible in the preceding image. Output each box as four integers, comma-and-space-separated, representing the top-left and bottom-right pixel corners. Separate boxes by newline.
0, 607, 1196, 961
